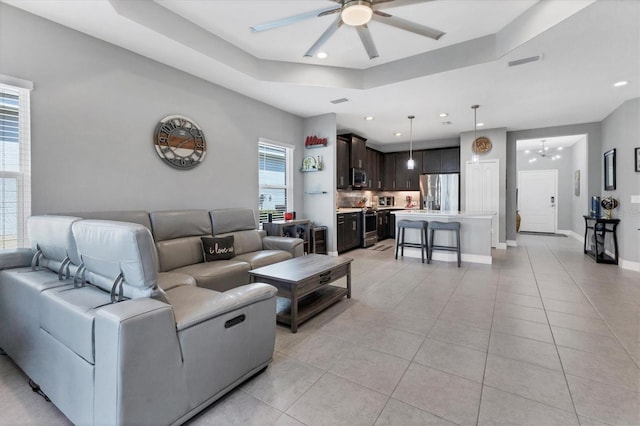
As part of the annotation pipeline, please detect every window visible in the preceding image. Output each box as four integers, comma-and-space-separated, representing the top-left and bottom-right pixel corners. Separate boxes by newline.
1, 81, 31, 249
258, 139, 293, 224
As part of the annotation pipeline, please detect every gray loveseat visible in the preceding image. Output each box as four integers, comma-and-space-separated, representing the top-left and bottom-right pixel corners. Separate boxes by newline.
69, 208, 304, 292
0, 209, 301, 425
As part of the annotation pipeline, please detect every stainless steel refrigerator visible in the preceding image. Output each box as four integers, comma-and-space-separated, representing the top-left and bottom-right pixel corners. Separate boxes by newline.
420, 174, 460, 211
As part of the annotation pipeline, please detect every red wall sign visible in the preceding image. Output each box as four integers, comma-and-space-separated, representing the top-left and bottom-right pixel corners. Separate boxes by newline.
305, 135, 328, 148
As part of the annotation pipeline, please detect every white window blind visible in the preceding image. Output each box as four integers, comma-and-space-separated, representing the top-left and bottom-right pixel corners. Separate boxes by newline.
1, 83, 31, 249
258, 140, 293, 224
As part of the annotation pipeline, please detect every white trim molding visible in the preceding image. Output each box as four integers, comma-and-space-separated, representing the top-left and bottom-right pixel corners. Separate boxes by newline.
506, 240, 518, 247
619, 258, 640, 272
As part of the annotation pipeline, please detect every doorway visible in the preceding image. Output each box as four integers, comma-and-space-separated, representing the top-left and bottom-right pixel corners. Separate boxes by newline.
466, 159, 499, 247
518, 169, 558, 233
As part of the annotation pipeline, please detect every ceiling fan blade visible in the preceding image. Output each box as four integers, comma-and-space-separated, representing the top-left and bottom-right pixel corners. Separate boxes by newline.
372, 11, 444, 40
250, 6, 340, 32
355, 25, 379, 59
304, 17, 343, 57
373, 0, 436, 9
318, 8, 342, 17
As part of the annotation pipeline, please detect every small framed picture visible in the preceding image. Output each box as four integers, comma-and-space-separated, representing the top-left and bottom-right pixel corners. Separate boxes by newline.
635, 147, 640, 172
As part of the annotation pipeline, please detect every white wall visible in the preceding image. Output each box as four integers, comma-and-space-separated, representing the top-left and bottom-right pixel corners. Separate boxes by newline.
0, 4, 303, 215
301, 114, 338, 253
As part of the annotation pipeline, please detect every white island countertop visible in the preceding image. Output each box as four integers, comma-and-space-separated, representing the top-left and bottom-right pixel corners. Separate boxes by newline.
392, 210, 496, 264
393, 210, 496, 219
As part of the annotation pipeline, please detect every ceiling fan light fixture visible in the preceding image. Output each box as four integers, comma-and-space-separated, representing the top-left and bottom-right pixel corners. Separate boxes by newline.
341, 1, 373, 26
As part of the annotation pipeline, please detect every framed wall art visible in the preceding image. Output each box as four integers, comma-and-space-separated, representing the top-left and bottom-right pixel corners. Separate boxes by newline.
635, 147, 640, 172
604, 148, 616, 190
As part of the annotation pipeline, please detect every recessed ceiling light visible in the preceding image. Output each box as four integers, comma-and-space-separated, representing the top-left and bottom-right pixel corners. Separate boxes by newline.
524, 150, 530, 154
439, 113, 448, 118
477, 122, 485, 127
394, 132, 402, 137
613, 81, 628, 87
557, 146, 563, 151
316, 52, 328, 59
364, 116, 374, 121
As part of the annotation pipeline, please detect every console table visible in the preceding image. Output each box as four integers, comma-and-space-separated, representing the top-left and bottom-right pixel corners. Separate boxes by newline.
583, 216, 620, 264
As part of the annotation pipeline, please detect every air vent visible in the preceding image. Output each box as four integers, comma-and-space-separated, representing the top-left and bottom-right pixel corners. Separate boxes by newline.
330, 98, 349, 104
508, 55, 542, 67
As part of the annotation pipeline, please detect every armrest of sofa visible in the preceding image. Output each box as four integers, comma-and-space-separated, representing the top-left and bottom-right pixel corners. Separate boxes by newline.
94, 298, 190, 425
0, 248, 34, 270
167, 283, 277, 331
262, 236, 304, 257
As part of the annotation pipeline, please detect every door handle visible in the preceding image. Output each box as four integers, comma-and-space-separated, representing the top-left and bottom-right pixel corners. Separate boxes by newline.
550, 196, 555, 206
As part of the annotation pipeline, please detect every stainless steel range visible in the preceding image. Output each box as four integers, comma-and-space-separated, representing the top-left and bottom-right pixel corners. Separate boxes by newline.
362, 208, 378, 248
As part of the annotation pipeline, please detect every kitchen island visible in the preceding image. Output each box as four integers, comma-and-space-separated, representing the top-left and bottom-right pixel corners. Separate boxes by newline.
392, 210, 495, 264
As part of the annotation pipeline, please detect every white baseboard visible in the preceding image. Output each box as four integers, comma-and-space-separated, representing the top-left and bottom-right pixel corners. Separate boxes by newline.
620, 258, 640, 272
328, 251, 339, 257
496, 242, 507, 250
506, 240, 518, 247
557, 229, 583, 242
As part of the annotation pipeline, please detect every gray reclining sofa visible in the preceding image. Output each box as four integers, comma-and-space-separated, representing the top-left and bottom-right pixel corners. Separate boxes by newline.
0, 208, 303, 425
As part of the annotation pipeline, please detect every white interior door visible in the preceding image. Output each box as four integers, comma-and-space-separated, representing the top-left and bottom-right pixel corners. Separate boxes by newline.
466, 159, 499, 248
518, 170, 557, 233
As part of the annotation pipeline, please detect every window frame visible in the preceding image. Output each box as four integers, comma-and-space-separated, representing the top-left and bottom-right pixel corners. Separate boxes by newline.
258, 138, 294, 225
0, 78, 32, 249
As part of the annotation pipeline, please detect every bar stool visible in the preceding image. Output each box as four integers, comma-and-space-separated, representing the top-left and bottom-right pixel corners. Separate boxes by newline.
395, 220, 429, 263
428, 221, 461, 267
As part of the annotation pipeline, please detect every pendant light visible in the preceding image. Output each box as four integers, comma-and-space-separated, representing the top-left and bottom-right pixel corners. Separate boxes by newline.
471, 105, 479, 163
407, 115, 415, 169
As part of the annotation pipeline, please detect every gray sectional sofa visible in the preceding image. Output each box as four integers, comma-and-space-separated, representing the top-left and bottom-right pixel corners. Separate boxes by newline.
0, 208, 303, 425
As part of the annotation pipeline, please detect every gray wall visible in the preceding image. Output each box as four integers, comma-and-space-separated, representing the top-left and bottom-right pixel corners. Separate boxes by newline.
600, 98, 640, 266
506, 123, 602, 242
516, 145, 576, 232
0, 4, 303, 215
571, 137, 589, 235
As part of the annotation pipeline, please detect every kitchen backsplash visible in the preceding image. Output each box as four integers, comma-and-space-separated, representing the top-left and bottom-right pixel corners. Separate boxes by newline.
337, 190, 420, 208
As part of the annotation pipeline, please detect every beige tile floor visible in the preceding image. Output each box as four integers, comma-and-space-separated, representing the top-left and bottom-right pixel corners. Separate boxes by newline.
1, 234, 638, 425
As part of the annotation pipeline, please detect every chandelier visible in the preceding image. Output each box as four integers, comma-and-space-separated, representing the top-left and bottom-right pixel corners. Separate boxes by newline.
526, 140, 562, 163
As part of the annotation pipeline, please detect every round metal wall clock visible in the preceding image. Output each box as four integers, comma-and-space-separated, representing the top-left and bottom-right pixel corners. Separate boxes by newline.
153, 115, 206, 169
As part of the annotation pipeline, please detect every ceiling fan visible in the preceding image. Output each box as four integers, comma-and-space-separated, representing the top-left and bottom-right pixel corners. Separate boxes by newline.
250, 0, 445, 60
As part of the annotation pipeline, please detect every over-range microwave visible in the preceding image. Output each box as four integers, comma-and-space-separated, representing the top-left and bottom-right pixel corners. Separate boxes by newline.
351, 168, 367, 187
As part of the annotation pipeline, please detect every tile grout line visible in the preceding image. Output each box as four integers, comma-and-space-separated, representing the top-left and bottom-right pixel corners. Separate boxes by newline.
474, 262, 503, 426
527, 239, 583, 425
372, 260, 469, 426
543, 245, 640, 371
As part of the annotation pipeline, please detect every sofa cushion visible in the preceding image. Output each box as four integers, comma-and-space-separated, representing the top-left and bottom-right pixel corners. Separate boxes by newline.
28, 215, 82, 276
40, 285, 112, 364
157, 272, 197, 291
202, 236, 235, 261
210, 208, 256, 235
62, 210, 152, 230
216, 230, 263, 255
72, 220, 162, 300
155, 236, 205, 272
172, 261, 251, 292
234, 250, 292, 269
150, 210, 212, 241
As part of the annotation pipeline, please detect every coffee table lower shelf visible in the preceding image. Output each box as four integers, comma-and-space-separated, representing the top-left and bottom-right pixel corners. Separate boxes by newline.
276, 285, 348, 327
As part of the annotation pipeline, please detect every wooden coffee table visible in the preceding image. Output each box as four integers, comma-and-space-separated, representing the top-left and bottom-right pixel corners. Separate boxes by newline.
249, 254, 353, 333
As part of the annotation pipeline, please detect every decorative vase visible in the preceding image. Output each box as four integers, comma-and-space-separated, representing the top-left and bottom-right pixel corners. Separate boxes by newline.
516, 210, 521, 232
